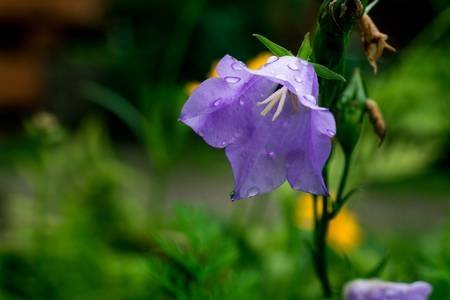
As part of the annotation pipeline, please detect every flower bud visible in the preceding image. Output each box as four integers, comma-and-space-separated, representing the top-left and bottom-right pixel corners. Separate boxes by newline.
312, 0, 364, 108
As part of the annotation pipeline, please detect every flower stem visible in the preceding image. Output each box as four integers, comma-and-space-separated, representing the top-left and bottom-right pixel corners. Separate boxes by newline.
313, 195, 332, 298
331, 153, 352, 218
312, 152, 353, 298
310, 2, 364, 297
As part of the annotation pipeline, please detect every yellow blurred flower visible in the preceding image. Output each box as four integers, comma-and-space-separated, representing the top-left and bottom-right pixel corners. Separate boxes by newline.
295, 193, 362, 253
185, 52, 272, 95
207, 60, 219, 78
246, 52, 272, 70
185, 81, 200, 95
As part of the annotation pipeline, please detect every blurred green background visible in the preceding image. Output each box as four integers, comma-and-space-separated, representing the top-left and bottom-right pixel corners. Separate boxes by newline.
0, 0, 448, 299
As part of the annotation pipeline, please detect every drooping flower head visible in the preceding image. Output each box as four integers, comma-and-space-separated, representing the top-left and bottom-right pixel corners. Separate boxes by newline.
344, 279, 432, 300
179, 55, 336, 200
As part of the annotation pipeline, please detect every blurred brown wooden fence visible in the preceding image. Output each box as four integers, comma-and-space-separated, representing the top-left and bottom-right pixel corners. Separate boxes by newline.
0, 0, 105, 108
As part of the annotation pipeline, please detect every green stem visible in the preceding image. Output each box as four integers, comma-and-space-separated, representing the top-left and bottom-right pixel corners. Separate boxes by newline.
313, 194, 319, 228
330, 153, 352, 218
313, 195, 332, 298
312, 137, 354, 299
312, 155, 333, 298
309, 1, 364, 297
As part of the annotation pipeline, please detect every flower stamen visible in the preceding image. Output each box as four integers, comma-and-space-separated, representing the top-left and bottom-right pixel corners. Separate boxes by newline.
258, 86, 288, 121
272, 88, 287, 121
257, 87, 285, 106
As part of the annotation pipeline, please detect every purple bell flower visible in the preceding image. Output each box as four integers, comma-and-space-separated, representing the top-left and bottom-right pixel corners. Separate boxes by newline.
179, 55, 336, 200
344, 279, 432, 300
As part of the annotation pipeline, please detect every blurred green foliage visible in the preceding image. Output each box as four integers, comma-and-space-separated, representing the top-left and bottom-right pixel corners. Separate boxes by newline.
0, 118, 447, 299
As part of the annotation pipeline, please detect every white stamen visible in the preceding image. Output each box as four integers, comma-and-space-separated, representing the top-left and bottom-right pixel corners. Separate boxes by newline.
272, 89, 287, 121
260, 95, 280, 116
257, 88, 284, 106
258, 87, 288, 121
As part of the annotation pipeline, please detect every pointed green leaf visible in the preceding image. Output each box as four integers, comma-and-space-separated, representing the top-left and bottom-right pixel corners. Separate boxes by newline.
341, 188, 359, 204
311, 63, 346, 81
82, 82, 147, 140
253, 34, 292, 57
340, 68, 367, 104
365, 0, 380, 14
331, 187, 359, 217
364, 254, 389, 278
297, 32, 312, 60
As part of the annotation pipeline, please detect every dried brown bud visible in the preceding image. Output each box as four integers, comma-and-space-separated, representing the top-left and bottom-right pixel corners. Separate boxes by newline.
359, 14, 396, 73
365, 99, 386, 144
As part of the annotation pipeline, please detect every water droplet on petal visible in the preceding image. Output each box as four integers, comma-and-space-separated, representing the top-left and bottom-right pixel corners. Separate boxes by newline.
268, 151, 276, 158
225, 76, 241, 84
220, 141, 227, 146
326, 129, 336, 136
267, 56, 279, 64
276, 74, 287, 80
213, 99, 222, 107
239, 100, 245, 106
246, 187, 260, 197
288, 62, 299, 70
294, 76, 303, 83
303, 94, 316, 104
231, 62, 244, 71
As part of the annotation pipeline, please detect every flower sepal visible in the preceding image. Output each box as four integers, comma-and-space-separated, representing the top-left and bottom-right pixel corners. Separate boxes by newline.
296, 32, 312, 60
253, 33, 346, 82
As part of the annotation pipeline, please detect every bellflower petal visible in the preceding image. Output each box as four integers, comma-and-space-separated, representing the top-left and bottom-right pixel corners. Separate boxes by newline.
248, 56, 320, 108
344, 279, 432, 300
180, 54, 336, 200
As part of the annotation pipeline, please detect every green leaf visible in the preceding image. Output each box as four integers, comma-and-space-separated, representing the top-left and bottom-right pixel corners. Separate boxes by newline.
296, 32, 312, 60
340, 68, 367, 104
364, 254, 389, 278
82, 82, 147, 140
253, 34, 292, 56
365, 0, 380, 14
332, 187, 359, 217
311, 63, 346, 81
341, 188, 359, 204
335, 69, 367, 156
